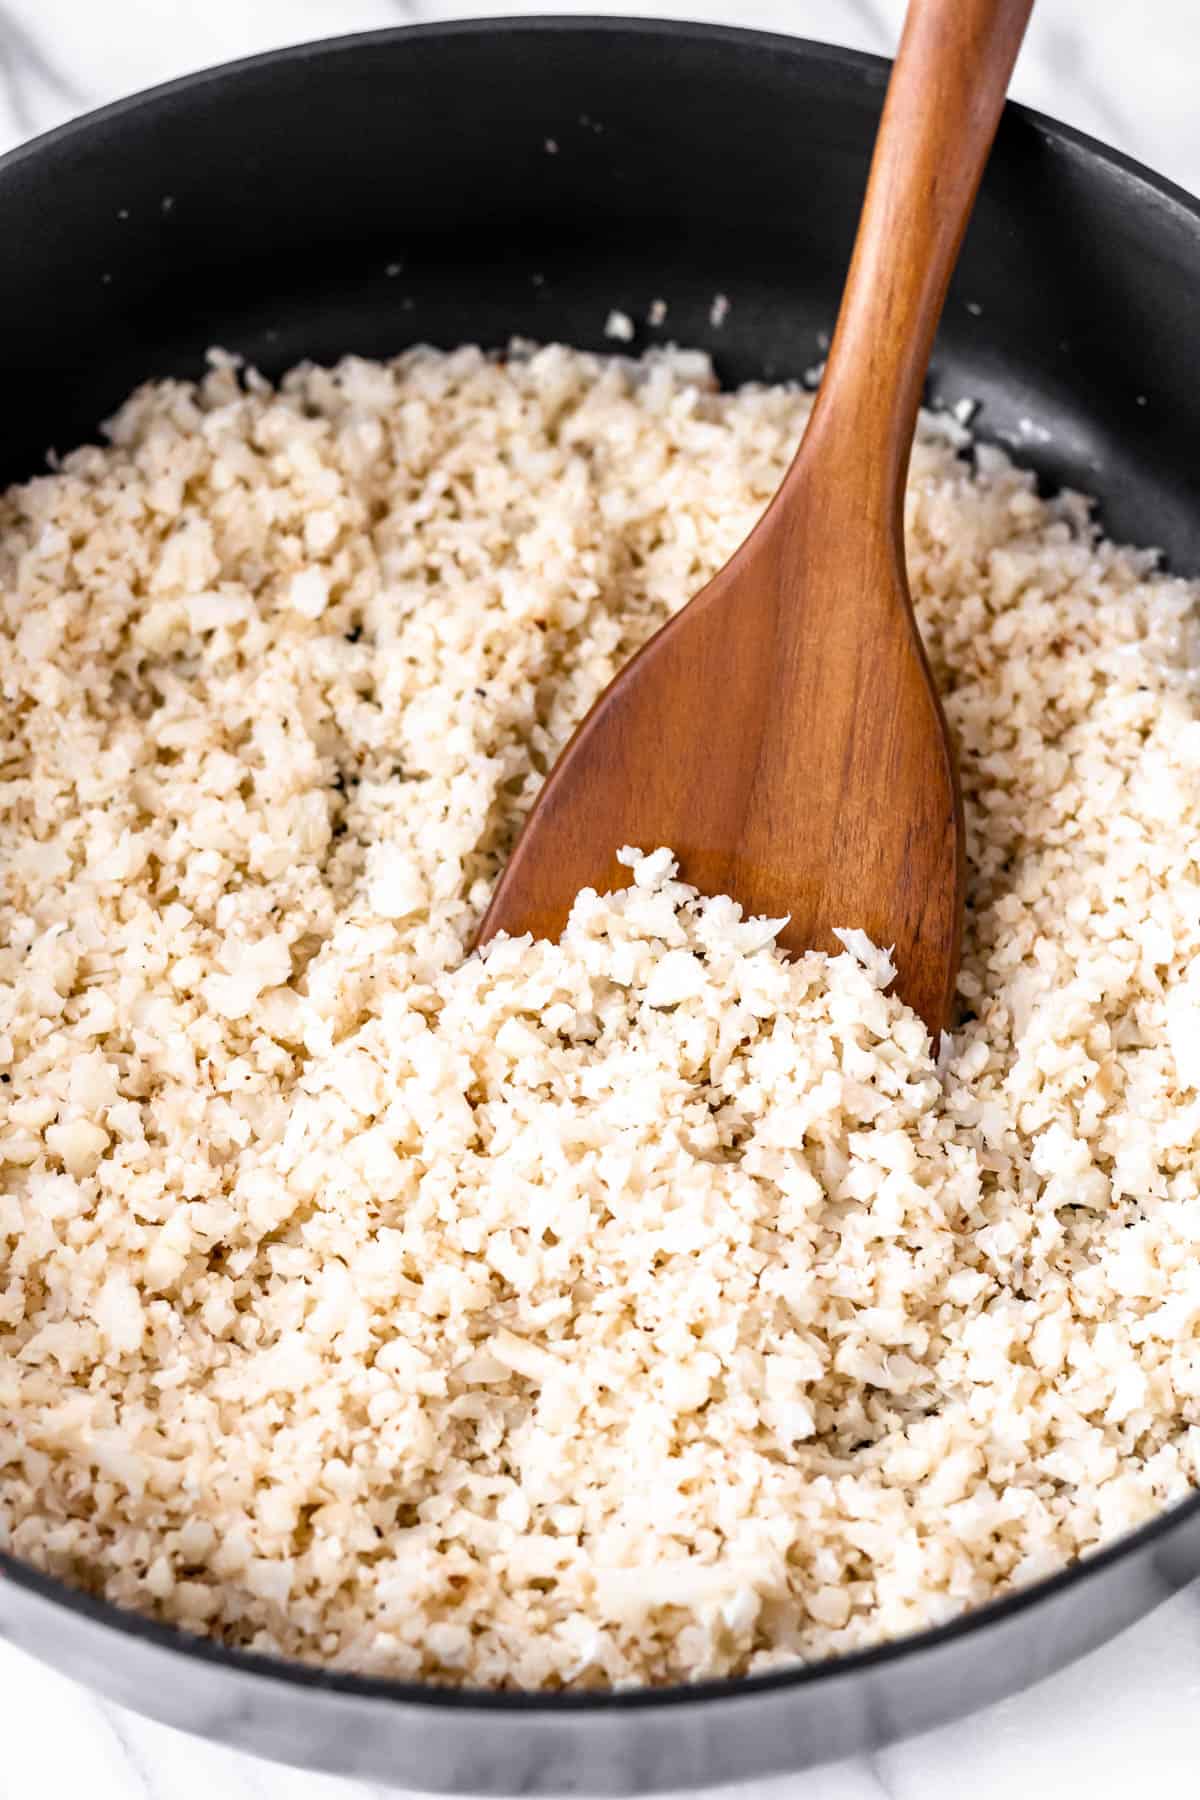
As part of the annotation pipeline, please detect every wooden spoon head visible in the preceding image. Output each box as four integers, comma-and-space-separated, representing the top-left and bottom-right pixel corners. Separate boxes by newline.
477, 491, 964, 1038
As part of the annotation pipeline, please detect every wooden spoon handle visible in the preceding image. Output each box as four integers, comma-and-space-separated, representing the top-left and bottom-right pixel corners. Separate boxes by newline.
801, 0, 1033, 521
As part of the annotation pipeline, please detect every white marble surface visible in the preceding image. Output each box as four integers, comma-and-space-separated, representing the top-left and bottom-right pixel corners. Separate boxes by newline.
2, 3, 1200, 1797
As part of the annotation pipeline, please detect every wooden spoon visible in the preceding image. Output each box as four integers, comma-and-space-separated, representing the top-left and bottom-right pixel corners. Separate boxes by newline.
478, 0, 1033, 1034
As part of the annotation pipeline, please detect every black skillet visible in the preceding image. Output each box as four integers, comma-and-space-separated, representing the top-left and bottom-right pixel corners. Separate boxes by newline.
2, 17, 1200, 1793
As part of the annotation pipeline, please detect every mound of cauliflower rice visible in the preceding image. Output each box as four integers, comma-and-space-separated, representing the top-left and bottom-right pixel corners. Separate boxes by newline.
3, 341, 1200, 1690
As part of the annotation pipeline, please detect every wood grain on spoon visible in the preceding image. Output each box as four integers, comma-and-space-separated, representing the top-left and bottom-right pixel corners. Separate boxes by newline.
478, 0, 1034, 1035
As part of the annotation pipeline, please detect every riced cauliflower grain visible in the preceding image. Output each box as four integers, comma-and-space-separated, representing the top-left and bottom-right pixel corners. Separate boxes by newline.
4, 341, 1200, 1690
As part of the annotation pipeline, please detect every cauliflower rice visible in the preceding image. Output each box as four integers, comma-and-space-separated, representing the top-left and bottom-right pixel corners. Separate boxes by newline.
4, 342, 1200, 1690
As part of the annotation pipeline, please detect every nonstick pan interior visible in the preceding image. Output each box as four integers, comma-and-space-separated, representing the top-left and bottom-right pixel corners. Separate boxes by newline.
2, 18, 1199, 574
2, 17, 1200, 1794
